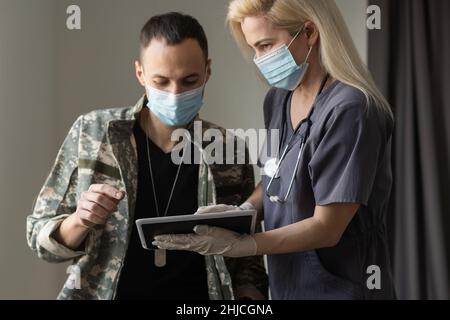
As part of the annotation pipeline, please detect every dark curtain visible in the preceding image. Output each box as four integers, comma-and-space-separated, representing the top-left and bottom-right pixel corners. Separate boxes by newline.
368, 0, 450, 299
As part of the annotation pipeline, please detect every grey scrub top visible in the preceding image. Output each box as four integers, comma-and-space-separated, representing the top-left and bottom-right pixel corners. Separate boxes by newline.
259, 81, 396, 300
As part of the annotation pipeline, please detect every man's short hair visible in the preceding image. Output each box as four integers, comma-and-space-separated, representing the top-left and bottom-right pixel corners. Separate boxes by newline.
140, 12, 208, 61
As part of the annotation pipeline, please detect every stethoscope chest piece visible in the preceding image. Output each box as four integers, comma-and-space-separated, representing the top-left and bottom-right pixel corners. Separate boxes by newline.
264, 158, 280, 179
265, 73, 329, 205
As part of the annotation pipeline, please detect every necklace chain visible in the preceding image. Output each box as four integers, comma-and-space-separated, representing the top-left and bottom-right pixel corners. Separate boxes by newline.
144, 120, 183, 217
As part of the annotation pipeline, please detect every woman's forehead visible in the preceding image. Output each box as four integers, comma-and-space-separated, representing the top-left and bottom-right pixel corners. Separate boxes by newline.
241, 16, 279, 45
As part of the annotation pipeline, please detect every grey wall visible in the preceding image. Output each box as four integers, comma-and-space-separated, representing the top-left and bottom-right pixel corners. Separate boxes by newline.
0, 0, 67, 299
336, 0, 368, 65
0, 0, 368, 299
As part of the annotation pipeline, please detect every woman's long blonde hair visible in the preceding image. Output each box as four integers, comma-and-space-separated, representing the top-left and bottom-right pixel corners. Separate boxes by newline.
227, 0, 393, 120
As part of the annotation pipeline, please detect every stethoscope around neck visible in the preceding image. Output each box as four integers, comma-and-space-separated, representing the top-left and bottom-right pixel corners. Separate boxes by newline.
266, 116, 312, 204
265, 74, 329, 204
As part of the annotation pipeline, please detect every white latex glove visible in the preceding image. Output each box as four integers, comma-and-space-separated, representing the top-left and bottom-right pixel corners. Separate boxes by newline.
152, 225, 257, 258
195, 202, 256, 215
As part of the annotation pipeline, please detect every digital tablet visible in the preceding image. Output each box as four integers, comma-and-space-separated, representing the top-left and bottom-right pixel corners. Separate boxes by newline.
136, 210, 257, 250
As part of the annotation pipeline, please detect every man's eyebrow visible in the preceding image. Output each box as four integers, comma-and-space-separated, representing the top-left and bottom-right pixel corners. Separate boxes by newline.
253, 38, 275, 47
152, 74, 168, 78
151, 73, 200, 79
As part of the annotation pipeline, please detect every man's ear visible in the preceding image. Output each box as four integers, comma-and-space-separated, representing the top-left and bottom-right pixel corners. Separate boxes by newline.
206, 58, 212, 83
135, 60, 146, 87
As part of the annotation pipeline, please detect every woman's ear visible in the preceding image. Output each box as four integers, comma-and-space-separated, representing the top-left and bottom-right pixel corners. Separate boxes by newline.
304, 21, 319, 47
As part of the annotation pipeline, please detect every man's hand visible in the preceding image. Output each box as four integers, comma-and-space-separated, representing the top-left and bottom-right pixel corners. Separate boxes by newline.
52, 184, 126, 250
75, 184, 126, 228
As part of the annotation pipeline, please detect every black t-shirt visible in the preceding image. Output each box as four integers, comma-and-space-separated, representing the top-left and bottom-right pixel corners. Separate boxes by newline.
115, 119, 208, 300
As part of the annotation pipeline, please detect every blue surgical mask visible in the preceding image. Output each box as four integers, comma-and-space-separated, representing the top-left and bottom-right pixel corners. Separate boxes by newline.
254, 27, 313, 91
145, 78, 206, 126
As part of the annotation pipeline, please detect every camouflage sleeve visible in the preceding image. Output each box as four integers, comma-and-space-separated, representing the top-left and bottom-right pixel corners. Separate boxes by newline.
225, 147, 269, 300
26, 116, 88, 263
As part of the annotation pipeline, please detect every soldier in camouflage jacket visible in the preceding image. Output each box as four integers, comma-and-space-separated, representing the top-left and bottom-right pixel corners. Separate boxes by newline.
26, 94, 268, 300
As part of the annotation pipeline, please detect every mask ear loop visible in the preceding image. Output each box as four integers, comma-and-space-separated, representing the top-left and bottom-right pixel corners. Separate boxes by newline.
304, 45, 313, 64
287, 25, 305, 48
287, 25, 314, 65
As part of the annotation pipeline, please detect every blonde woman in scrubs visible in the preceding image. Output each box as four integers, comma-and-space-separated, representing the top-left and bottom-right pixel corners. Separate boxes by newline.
154, 0, 396, 300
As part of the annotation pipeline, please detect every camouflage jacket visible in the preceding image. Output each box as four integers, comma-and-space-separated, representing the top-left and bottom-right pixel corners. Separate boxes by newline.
26, 95, 267, 300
